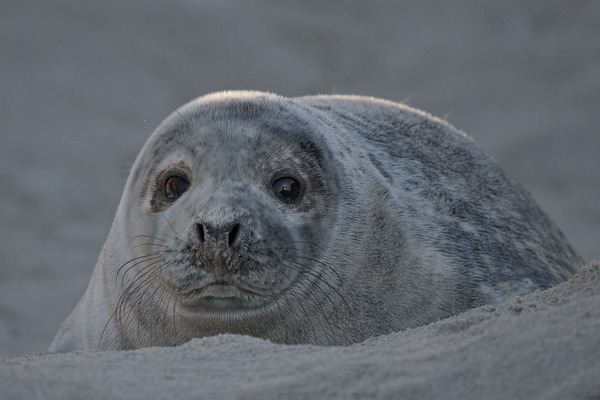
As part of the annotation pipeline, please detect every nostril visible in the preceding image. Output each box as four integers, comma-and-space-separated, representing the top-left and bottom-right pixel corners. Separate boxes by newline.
228, 223, 241, 246
197, 224, 205, 243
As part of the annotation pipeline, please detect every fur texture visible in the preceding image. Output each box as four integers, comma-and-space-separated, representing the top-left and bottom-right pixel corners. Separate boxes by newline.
49, 91, 583, 352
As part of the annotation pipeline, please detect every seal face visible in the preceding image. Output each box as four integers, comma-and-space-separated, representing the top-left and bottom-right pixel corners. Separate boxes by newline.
108, 94, 341, 348
49, 91, 583, 352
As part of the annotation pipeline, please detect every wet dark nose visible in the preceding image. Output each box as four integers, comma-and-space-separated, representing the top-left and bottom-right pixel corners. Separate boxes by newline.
196, 221, 242, 247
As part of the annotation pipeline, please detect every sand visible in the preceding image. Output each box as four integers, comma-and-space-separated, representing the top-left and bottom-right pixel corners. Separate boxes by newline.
1, 0, 599, 398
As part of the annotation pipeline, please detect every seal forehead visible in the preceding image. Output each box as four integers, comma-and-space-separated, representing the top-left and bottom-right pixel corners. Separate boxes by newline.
148, 95, 328, 171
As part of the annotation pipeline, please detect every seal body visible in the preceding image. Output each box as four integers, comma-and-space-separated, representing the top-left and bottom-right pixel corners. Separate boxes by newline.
49, 91, 583, 352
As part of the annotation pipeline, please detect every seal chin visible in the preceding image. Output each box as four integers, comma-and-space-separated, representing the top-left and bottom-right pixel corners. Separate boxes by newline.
177, 282, 269, 312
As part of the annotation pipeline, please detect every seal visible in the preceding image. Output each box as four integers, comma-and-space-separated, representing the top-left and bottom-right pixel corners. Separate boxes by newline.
49, 91, 583, 352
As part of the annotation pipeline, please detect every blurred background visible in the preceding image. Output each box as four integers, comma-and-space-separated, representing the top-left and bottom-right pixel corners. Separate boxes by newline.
1, 0, 598, 357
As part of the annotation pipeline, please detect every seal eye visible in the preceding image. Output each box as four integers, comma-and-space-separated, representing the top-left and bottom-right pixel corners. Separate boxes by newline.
163, 175, 189, 200
272, 177, 301, 203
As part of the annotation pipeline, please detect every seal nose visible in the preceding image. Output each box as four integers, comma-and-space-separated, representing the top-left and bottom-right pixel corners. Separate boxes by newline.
196, 222, 242, 247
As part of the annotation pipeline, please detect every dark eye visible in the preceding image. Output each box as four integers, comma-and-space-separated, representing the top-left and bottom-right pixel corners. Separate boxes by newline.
163, 175, 189, 200
272, 177, 301, 203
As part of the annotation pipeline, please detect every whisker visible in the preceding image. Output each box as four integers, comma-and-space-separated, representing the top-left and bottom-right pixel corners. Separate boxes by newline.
115, 252, 165, 284
162, 215, 179, 236
268, 247, 344, 287
117, 253, 165, 287
132, 242, 171, 250
119, 265, 170, 344
274, 256, 352, 318
100, 256, 164, 349
117, 259, 167, 325
128, 234, 168, 244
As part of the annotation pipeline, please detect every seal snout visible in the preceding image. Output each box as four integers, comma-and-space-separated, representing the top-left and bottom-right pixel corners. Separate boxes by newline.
195, 220, 243, 248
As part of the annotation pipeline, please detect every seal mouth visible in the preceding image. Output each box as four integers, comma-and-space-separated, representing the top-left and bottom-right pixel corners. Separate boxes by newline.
177, 281, 266, 311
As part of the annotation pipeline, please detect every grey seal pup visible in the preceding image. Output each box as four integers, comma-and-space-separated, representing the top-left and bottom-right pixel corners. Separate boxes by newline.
49, 91, 583, 352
